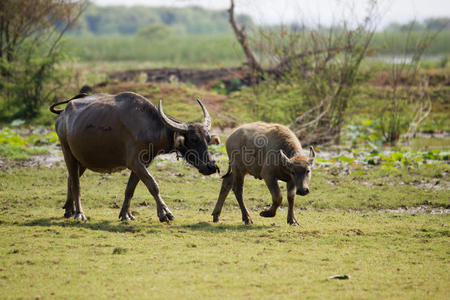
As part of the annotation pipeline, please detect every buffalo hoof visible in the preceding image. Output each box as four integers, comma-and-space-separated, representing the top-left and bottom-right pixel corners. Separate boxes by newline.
260, 210, 276, 218
74, 212, 87, 221
119, 211, 136, 221
287, 218, 300, 226
64, 210, 75, 218
212, 214, 220, 223
243, 216, 253, 225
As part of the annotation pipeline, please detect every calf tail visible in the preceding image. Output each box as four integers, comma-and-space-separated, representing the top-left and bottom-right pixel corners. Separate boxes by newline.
221, 163, 232, 179
49, 93, 88, 115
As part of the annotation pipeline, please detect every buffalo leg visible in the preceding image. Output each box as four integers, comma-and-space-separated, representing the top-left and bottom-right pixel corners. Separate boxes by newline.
212, 173, 233, 222
232, 173, 253, 224
63, 176, 74, 218
260, 176, 282, 218
132, 163, 174, 222
63, 166, 86, 218
61, 142, 86, 221
119, 171, 140, 221
286, 180, 299, 226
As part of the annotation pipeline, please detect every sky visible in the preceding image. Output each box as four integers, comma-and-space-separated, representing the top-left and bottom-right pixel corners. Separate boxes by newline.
93, 0, 450, 28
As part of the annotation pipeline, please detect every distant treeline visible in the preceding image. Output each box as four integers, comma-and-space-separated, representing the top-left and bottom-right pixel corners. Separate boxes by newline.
64, 5, 449, 63
70, 4, 449, 36
384, 18, 450, 32
68, 3, 252, 35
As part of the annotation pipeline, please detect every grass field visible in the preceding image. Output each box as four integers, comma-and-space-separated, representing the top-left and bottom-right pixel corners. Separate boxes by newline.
65, 34, 245, 67
0, 160, 448, 298
1, 29, 449, 299
64, 31, 450, 66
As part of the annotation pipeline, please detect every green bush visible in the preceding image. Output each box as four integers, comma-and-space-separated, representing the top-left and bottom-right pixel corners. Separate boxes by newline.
0, 42, 72, 121
0, 127, 57, 160
225, 80, 304, 125
137, 24, 172, 39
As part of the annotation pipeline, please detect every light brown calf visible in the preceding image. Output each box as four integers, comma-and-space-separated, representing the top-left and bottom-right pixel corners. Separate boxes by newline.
212, 122, 316, 225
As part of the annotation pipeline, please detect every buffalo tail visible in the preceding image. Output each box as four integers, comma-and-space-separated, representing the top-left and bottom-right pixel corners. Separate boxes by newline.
49, 93, 89, 115
221, 164, 232, 179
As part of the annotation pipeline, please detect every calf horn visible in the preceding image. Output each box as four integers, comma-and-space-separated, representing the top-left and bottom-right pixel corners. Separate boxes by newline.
158, 100, 189, 132
196, 98, 211, 130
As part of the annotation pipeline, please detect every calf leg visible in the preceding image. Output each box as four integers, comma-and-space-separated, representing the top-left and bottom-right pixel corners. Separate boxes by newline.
131, 162, 174, 222
119, 172, 140, 221
63, 166, 86, 218
286, 180, 299, 226
212, 173, 233, 222
232, 173, 252, 224
260, 176, 282, 218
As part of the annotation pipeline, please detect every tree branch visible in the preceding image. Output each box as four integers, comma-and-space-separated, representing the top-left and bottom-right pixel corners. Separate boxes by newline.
228, 0, 263, 74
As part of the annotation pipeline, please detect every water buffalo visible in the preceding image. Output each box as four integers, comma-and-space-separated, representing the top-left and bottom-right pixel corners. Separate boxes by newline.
50, 92, 220, 222
212, 122, 316, 225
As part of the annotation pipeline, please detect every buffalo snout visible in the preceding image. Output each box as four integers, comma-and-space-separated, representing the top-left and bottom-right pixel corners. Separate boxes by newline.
199, 161, 219, 175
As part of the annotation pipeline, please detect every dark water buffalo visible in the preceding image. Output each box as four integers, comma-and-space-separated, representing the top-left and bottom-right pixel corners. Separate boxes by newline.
212, 122, 316, 225
50, 92, 219, 222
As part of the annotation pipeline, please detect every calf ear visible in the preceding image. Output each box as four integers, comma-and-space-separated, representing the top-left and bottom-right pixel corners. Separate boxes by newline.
209, 135, 221, 145
279, 150, 293, 171
308, 146, 316, 167
175, 135, 185, 148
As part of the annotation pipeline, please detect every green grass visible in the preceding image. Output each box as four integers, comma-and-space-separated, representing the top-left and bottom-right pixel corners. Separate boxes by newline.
65, 34, 245, 67
0, 144, 49, 160
64, 31, 450, 67
372, 31, 450, 56
0, 162, 448, 298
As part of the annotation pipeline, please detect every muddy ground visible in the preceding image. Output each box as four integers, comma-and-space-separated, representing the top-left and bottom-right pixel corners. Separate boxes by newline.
107, 67, 450, 88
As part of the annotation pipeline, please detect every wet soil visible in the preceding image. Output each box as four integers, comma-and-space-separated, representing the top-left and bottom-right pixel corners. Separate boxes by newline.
107, 67, 450, 88
108, 67, 252, 88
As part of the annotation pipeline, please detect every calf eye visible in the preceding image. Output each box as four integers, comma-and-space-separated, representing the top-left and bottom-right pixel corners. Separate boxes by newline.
306, 169, 310, 174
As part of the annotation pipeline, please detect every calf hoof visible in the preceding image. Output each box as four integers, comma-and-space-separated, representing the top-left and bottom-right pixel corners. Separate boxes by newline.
158, 207, 175, 223
260, 210, 276, 218
74, 212, 87, 221
159, 214, 174, 223
119, 211, 136, 221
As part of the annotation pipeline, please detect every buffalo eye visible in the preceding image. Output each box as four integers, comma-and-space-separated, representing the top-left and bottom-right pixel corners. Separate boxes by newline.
190, 135, 199, 144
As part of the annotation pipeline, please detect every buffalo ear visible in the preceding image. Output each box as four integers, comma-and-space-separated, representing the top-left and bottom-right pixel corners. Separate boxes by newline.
279, 150, 293, 172
209, 135, 221, 145
175, 135, 185, 148
308, 146, 316, 167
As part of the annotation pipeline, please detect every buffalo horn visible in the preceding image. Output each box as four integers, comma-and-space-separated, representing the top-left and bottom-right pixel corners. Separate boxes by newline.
158, 100, 189, 132
197, 98, 211, 130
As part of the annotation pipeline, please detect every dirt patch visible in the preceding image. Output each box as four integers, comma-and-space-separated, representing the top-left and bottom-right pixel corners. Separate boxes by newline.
107, 67, 449, 88
0, 152, 63, 171
370, 69, 450, 87
108, 67, 251, 88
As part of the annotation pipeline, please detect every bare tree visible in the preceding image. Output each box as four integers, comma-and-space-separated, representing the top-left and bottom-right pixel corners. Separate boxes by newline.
228, 0, 263, 75
228, 0, 380, 145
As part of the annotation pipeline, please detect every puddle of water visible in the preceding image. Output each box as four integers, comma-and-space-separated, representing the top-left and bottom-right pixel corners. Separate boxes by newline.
378, 205, 450, 215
